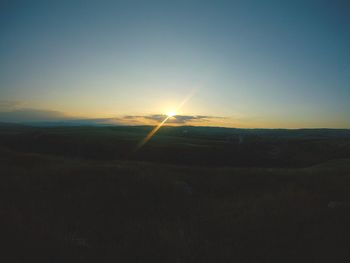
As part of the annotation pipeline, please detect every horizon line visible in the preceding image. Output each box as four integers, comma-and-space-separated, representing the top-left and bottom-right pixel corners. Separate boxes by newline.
0, 121, 349, 131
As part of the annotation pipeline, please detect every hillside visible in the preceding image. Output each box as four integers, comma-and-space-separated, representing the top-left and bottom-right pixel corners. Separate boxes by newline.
1, 125, 349, 168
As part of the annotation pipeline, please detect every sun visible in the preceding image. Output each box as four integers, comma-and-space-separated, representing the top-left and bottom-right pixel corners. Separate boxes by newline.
166, 110, 176, 117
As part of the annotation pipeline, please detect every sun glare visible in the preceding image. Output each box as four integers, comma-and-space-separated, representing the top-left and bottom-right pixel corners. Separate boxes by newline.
134, 90, 197, 151
166, 110, 176, 117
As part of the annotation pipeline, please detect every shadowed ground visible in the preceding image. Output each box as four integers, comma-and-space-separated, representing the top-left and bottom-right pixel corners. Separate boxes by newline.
1, 125, 350, 262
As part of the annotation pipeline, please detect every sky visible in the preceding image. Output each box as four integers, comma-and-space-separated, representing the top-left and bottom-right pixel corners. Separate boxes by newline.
0, 0, 349, 128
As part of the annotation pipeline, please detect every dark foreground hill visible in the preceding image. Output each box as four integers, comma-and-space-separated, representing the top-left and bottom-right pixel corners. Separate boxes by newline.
1, 124, 350, 262
0, 124, 350, 167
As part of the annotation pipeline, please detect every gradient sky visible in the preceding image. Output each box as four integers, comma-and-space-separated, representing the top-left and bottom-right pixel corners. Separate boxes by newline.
1, 0, 349, 128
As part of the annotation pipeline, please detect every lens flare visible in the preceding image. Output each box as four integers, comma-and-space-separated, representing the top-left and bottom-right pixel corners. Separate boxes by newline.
134, 89, 197, 151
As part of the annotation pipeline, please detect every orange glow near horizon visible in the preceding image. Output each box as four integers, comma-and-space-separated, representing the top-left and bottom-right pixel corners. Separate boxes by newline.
134, 89, 197, 151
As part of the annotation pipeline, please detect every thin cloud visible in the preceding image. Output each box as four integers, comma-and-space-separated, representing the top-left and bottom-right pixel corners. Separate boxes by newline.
0, 100, 22, 111
0, 106, 226, 126
122, 114, 225, 125
0, 108, 68, 122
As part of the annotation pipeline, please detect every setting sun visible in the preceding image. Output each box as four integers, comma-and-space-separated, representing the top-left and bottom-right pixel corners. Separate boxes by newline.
166, 110, 176, 118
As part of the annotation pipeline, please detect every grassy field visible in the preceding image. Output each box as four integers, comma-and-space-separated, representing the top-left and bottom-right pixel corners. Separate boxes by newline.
1, 124, 349, 167
1, 125, 350, 262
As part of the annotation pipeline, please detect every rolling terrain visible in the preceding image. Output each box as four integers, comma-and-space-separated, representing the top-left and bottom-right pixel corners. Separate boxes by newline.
1, 124, 350, 262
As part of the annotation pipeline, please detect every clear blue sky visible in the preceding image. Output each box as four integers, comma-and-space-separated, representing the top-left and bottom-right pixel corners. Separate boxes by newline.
1, 0, 349, 127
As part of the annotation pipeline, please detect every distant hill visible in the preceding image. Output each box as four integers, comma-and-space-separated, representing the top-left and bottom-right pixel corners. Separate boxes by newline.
0, 124, 349, 168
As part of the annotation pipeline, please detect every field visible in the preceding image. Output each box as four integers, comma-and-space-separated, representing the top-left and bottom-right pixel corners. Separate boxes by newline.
1, 124, 350, 262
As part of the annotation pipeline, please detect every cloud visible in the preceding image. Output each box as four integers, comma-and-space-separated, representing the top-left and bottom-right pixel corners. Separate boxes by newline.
123, 114, 225, 125
0, 105, 225, 126
0, 100, 22, 111
0, 101, 71, 123
169, 115, 215, 124
0, 108, 68, 122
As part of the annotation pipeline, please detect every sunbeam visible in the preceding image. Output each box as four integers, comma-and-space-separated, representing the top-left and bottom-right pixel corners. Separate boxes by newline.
134, 89, 197, 151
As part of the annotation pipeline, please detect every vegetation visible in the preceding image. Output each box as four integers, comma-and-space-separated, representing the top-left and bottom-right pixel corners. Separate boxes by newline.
1, 124, 350, 262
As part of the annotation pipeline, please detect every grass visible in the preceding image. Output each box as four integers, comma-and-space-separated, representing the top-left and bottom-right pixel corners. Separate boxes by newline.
1, 152, 350, 262
1, 125, 350, 262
